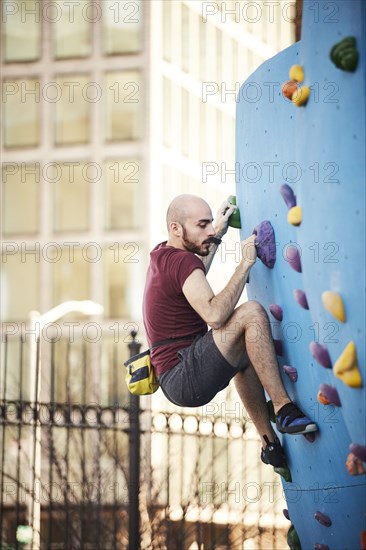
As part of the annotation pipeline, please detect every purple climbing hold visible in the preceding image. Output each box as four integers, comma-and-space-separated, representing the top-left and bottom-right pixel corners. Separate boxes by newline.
273, 339, 283, 356
283, 509, 290, 521
294, 289, 309, 309
349, 443, 366, 462
280, 184, 297, 209
285, 244, 302, 273
314, 544, 330, 550
314, 511, 332, 527
317, 384, 341, 407
310, 342, 332, 369
252, 220, 276, 269
283, 365, 298, 382
304, 432, 316, 443
269, 304, 283, 321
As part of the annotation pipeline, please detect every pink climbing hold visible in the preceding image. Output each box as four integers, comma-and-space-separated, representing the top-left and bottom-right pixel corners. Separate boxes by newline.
317, 384, 341, 406
310, 341, 332, 369
283, 509, 290, 521
280, 184, 297, 209
269, 303, 283, 321
294, 289, 309, 309
252, 220, 276, 269
349, 443, 366, 462
314, 511, 332, 527
285, 244, 302, 273
304, 432, 316, 443
283, 365, 298, 382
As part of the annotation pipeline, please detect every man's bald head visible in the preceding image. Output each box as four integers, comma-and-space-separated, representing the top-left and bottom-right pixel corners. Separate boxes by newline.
166, 194, 211, 231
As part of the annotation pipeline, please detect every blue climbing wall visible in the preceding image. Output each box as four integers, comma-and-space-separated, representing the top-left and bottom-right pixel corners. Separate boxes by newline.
236, 1, 366, 548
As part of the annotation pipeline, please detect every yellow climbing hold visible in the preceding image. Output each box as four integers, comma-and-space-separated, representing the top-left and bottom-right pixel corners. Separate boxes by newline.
289, 64, 304, 82
287, 206, 302, 226
322, 290, 346, 322
333, 342, 363, 388
292, 86, 310, 107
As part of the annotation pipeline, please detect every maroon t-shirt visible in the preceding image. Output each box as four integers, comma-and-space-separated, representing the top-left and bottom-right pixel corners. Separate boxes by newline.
143, 242, 208, 375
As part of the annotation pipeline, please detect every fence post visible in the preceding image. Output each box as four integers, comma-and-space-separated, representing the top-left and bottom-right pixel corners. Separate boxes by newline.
128, 330, 141, 550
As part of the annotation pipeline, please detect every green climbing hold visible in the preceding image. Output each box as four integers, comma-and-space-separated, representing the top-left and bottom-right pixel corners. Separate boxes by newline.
330, 36, 359, 72
274, 464, 292, 482
227, 195, 242, 229
287, 524, 302, 550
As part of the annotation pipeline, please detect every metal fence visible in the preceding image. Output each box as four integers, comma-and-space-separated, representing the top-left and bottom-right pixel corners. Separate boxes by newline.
1, 331, 288, 549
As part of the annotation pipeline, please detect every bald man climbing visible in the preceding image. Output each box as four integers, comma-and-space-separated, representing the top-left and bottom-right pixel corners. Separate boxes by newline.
143, 194, 318, 468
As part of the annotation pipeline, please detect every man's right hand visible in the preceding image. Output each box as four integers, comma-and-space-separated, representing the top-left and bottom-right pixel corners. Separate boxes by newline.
241, 235, 257, 266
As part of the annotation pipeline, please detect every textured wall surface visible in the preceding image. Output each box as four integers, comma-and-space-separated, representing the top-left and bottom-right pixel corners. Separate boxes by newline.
235, 1, 365, 548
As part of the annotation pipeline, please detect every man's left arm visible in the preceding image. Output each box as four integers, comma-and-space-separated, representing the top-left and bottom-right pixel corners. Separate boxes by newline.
201, 200, 236, 273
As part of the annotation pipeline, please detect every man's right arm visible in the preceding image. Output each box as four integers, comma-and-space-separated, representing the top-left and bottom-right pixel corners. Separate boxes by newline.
182, 235, 257, 329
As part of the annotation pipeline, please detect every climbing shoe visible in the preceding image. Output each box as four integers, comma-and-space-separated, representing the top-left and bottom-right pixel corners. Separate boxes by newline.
261, 435, 288, 468
276, 402, 318, 435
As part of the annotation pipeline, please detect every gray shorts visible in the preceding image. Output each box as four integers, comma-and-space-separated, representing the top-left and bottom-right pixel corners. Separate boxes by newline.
157, 330, 250, 407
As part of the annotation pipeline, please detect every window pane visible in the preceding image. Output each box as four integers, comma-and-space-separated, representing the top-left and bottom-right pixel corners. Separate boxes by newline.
1, 252, 39, 321
104, 159, 142, 230
2, 0, 41, 62
3, 163, 39, 234
162, 0, 172, 62
54, 0, 91, 58
104, 245, 143, 318
3, 78, 40, 148
105, 71, 142, 141
55, 74, 91, 144
52, 161, 91, 232
53, 248, 90, 305
103, 0, 142, 54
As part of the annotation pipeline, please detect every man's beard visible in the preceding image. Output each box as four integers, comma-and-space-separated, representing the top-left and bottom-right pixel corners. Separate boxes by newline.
182, 226, 212, 256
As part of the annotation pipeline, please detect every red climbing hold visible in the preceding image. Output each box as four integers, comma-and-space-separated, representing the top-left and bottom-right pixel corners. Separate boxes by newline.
314, 511, 332, 527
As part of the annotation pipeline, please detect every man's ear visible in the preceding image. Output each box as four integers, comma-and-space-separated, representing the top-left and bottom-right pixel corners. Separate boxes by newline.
170, 221, 183, 237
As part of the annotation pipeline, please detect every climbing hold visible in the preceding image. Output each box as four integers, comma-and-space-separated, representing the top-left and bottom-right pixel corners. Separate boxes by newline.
275, 464, 292, 482
289, 64, 304, 82
346, 453, 365, 476
227, 195, 242, 229
317, 384, 341, 406
285, 245, 302, 273
304, 432, 316, 443
361, 530, 366, 550
333, 341, 362, 388
269, 304, 283, 322
292, 86, 310, 107
287, 206, 302, 226
314, 545, 330, 550
280, 184, 296, 209
273, 339, 283, 356
314, 511, 332, 527
283, 365, 298, 383
321, 290, 346, 322
283, 509, 290, 521
294, 289, 309, 310
282, 80, 299, 100
252, 220, 276, 269
330, 36, 359, 72
349, 443, 366, 462
309, 342, 332, 369
287, 524, 301, 550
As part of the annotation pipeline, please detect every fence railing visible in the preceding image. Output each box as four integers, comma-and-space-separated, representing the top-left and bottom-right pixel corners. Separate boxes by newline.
1, 332, 288, 549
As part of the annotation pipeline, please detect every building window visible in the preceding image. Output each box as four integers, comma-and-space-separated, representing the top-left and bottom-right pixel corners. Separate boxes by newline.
52, 162, 91, 233
54, 0, 91, 59
162, 0, 172, 62
2, 0, 41, 62
1, 252, 39, 321
53, 248, 91, 305
181, 4, 189, 73
103, 0, 142, 55
3, 163, 39, 235
54, 74, 91, 145
105, 71, 142, 141
104, 159, 142, 230
3, 77, 40, 148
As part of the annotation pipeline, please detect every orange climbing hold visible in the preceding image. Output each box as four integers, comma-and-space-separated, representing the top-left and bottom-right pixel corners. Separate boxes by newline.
333, 341, 363, 388
346, 453, 365, 476
321, 290, 346, 322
